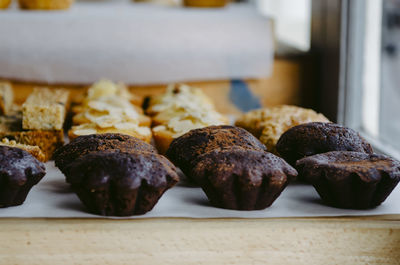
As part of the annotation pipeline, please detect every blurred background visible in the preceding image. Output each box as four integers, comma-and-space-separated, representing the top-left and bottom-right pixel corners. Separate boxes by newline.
0, 0, 399, 159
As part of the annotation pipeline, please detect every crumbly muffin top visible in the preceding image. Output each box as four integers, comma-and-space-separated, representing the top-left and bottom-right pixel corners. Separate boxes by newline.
54, 133, 156, 173
296, 151, 400, 182
0, 146, 45, 186
64, 150, 179, 190
166, 125, 267, 171
236, 105, 330, 153
191, 148, 298, 188
0, 138, 46, 162
257, 105, 329, 152
276, 122, 373, 165
235, 108, 271, 138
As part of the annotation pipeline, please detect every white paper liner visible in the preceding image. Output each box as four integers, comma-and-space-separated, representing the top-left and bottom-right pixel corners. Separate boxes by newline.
0, 161, 399, 219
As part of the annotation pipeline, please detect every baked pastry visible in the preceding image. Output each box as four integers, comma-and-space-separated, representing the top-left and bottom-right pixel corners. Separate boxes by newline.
70, 80, 151, 142
147, 84, 228, 153
74, 79, 142, 109
54, 133, 156, 175
183, 0, 227, 8
191, 148, 297, 210
276, 122, 373, 166
72, 101, 150, 127
18, 0, 74, 10
64, 150, 179, 216
296, 151, 400, 209
0, 112, 64, 161
0, 138, 46, 162
146, 83, 214, 117
235, 105, 330, 153
22, 87, 69, 131
69, 122, 152, 142
0, 0, 11, 9
0, 82, 13, 115
234, 108, 270, 138
166, 125, 267, 177
0, 146, 46, 208
152, 110, 228, 154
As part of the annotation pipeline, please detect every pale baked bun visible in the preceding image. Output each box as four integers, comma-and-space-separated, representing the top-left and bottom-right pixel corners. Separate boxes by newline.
236, 105, 330, 153
18, 0, 74, 10
152, 112, 229, 154
183, 0, 227, 8
72, 104, 151, 127
69, 123, 152, 143
0, 0, 11, 9
146, 83, 215, 116
152, 129, 174, 155
148, 83, 228, 153
235, 108, 271, 138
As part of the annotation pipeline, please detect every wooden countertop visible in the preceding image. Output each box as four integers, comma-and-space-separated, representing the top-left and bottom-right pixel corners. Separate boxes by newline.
1, 216, 399, 264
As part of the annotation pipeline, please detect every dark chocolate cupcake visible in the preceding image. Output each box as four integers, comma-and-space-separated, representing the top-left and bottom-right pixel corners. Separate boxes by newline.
54, 133, 157, 174
64, 150, 179, 216
0, 146, 46, 208
166, 125, 267, 177
191, 148, 297, 210
296, 151, 400, 209
276, 122, 373, 166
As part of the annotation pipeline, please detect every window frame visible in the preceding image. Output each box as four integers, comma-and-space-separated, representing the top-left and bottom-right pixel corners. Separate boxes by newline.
311, 0, 400, 158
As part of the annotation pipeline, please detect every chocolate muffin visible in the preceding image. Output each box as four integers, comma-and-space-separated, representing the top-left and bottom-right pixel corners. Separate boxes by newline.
166, 125, 267, 177
54, 133, 156, 174
0, 146, 46, 208
191, 148, 297, 210
296, 151, 400, 209
64, 150, 179, 216
276, 122, 373, 166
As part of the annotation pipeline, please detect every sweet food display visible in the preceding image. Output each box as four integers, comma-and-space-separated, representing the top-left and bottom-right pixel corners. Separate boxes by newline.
235, 105, 330, 153
0, 82, 13, 115
57, 135, 179, 216
146, 84, 229, 154
69, 80, 152, 143
166, 125, 267, 178
0, 138, 46, 162
54, 133, 156, 175
167, 125, 297, 210
296, 151, 400, 209
0, 0, 11, 9
18, 0, 74, 10
183, 0, 227, 8
22, 87, 69, 131
191, 148, 297, 210
0, 146, 46, 208
0, 80, 399, 216
0, 86, 66, 161
0, 112, 64, 161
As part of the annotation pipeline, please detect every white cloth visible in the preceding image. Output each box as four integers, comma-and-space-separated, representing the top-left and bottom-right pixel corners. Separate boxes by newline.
0, 2, 274, 85
0, 162, 399, 219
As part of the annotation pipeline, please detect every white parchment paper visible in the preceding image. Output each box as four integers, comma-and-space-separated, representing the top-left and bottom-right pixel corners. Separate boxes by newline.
0, 162, 399, 219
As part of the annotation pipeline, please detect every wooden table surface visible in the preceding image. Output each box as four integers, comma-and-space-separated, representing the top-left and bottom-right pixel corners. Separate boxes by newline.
1, 216, 399, 265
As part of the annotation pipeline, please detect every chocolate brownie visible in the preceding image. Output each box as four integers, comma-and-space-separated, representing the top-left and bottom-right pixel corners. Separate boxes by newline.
276, 122, 373, 166
0, 146, 46, 208
166, 125, 267, 177
191, 148, 297, 210
296, 151, 400, 209
54, 133, 157, 174
64, 150, 179, 216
